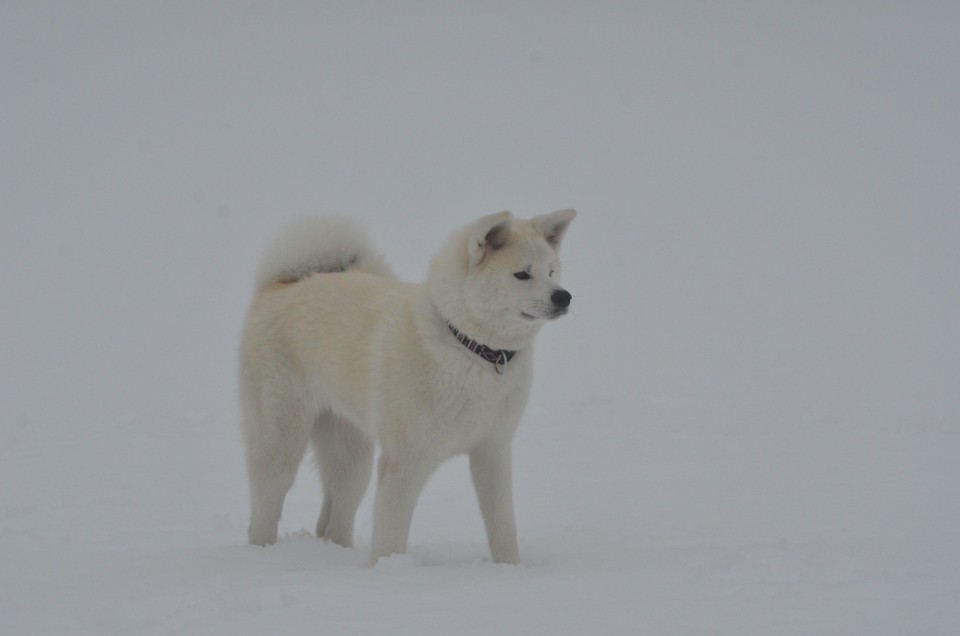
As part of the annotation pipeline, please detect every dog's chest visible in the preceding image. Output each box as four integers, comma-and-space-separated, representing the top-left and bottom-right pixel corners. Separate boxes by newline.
370, 334, 533, 455
425, 366, 528, 449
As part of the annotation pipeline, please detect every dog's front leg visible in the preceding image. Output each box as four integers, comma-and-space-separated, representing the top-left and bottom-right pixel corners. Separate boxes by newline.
370, 454, 431, 563
470, 439, 520, 564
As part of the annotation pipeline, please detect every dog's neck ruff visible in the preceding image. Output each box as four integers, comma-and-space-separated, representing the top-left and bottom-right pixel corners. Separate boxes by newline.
447, 323, 516, 375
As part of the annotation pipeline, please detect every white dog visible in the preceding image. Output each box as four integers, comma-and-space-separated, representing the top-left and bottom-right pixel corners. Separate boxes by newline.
239, 209, 576, 563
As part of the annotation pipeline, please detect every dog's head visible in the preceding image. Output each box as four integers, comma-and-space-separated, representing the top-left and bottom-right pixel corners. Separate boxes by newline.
428, 209, 576, 350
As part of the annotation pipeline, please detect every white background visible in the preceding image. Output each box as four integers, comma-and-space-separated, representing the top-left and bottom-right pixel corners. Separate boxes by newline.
2, 3, 958, 634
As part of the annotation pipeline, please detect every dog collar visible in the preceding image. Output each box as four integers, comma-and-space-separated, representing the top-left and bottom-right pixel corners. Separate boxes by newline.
447, 324, 515, 374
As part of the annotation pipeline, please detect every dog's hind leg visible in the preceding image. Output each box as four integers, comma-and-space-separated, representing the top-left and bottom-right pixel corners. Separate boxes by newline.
312, 414, 374, 548
244, 389, 312, 547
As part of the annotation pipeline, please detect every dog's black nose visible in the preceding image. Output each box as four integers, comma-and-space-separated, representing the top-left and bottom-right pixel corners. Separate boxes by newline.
551, 289, 572, 309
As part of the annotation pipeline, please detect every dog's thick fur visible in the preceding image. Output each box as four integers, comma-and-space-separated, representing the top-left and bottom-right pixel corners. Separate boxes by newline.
239, 209, 576, 563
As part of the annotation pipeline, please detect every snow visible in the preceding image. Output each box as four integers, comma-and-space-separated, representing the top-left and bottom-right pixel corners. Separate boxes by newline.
2, 3, 959, 634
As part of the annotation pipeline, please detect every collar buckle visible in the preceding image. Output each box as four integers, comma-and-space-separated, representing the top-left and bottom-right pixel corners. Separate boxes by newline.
495, 349, 508, 375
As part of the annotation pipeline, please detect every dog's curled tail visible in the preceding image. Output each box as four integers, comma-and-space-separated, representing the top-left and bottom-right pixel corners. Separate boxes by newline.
253, 216, 393, 291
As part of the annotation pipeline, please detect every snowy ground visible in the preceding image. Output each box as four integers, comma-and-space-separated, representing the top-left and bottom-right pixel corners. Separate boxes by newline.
3, 3, 959, 635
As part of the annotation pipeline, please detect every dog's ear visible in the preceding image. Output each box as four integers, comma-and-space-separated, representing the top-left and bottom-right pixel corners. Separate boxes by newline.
468, 211, 513, 266
532, 208, 576, 251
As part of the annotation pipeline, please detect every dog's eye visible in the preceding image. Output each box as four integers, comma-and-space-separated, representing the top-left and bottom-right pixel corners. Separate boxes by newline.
514, 271, 531, 281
